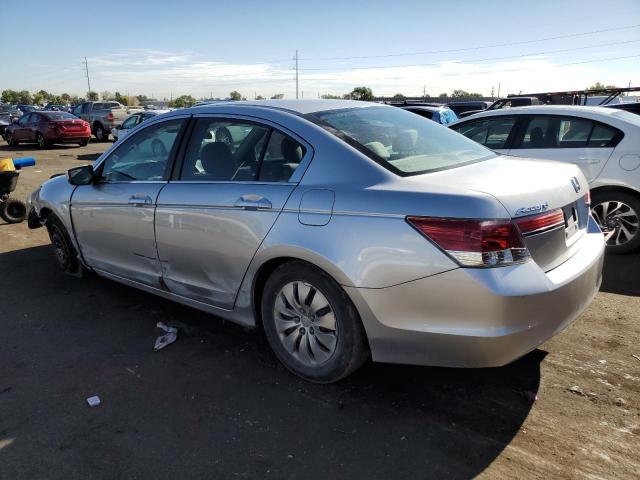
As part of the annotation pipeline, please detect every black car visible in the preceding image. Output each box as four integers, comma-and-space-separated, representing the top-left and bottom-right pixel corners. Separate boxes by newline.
457, 97, 542, 118
445, 101, 492, 117
604, 102, 640, 116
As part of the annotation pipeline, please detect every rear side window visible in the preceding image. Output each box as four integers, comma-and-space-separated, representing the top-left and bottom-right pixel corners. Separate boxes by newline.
258, 130, 305, 182
452, 117, 516, 149
180, 119, 269, 181
517, 116, 622, 149
180, 119, 304, 182
407, 108, 433, 119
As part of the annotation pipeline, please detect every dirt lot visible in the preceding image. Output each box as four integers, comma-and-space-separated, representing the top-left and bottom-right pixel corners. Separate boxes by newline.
0, 141, 638, 479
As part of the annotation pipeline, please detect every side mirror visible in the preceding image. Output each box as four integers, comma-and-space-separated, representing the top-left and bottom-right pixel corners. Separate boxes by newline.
67, 165, 95, 185
12, 117, 18, 124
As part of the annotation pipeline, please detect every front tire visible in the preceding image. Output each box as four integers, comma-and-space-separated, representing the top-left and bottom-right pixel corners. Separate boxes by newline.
591, 190, 640, 254
0, 197, 27, 223
46, 215, 79, 274
6, 132, 18, 147
79, 139, 89, 147
261, 261, 369, 383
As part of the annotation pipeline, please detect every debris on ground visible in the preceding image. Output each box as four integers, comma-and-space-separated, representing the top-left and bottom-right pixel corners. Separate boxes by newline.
632, 354, 640, 362
86, 396, 101, 407
154, 322, 179, 351
614, 398, 627, 407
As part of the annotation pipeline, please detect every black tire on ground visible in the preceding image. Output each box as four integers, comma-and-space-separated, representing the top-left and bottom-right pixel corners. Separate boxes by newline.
591, 190, 640, 254
94, 124, 107, 142
79, 139, 89, 147
0, 197, 27, 223
6, 132, 18, 147
46, 215, 79, 274
261, 261, 369, 383
36, 133, 49, 149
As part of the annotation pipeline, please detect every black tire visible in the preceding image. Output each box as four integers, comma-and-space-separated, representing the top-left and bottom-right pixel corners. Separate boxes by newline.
261, 261, 369, 383
5, 132, 18, 147
94, 124, 107, 142
79, 139, 89, 147
36, 132, 49, 149
46, 215, 79, 274
0, 197, 27, 223
591, 190, 640, 254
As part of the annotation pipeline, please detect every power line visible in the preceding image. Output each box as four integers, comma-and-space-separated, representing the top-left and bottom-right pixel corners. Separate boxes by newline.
299, 23, 640, 61
299, 39, 640, 71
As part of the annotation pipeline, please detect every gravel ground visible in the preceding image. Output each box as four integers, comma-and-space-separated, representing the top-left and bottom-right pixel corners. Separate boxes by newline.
0, 141, 638, 479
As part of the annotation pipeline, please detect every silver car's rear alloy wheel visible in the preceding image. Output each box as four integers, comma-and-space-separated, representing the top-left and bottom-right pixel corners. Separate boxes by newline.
591, 200, 639, 247
273, 281, 338, 367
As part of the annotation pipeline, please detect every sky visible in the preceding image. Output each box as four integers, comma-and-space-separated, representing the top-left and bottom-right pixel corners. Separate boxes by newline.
2, 0, 640, 100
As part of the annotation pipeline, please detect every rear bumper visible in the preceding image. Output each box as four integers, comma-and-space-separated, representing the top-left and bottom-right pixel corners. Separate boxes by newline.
46, 133, 91, 143
346, 219, 605, 367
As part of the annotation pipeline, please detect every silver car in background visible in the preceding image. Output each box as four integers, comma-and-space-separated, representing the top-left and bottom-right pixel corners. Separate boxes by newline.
27, 100, 604, 382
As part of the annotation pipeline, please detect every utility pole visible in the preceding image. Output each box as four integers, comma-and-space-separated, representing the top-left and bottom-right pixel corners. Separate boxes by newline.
423, 85, 426, 101
497, 82, 501, 98
295, 50, 299, 99
82, 56, 92, 95
491, 86, 494, 99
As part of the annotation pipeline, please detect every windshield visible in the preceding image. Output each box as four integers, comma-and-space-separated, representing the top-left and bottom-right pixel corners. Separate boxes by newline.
310, 106, 495, 176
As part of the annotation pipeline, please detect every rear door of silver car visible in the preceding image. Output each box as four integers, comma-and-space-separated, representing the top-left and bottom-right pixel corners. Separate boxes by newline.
70, 117, 187, 286
155, 115, 311, 309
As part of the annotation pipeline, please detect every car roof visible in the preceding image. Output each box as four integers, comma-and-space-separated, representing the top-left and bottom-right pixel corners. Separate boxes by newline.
190, 99, 379, 115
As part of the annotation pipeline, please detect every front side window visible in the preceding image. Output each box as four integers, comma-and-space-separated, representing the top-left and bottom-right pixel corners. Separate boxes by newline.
451, 117, 516, 150
18, 114, 31, 126
311, 106, 495, 176
100, 119, 184, 182
180, 119, 269, 181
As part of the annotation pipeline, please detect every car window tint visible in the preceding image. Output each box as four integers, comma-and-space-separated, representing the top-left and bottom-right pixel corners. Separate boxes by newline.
453, 118, 515, 149
18, 114, 31, 125
180, 119, 269, 181
520, 117, 556, 148
122, 115, 139, 129
258, 130, 305, 182
557, 118, 592, 148
101, 119, 184, 182
408, 109, 433, 119
588, 124, 617, 147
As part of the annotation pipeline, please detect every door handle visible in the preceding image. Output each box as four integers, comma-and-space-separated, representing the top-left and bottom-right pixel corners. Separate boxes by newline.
128, 194, 153, 205
234, 194, 272, 210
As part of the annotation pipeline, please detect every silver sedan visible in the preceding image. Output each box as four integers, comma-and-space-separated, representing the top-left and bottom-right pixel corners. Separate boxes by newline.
27, 100, 605, 382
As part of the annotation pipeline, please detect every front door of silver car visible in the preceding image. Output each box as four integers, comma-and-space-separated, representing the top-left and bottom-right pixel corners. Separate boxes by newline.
70, 118, 186, 286
154, 117, 310, 309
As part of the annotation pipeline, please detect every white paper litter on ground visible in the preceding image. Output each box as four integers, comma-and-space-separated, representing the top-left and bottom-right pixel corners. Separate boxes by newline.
86, 395, 101, 407
154, 322, 178, 351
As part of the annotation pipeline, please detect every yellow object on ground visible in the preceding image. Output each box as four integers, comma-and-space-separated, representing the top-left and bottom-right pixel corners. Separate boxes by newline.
0, 158, 15, 172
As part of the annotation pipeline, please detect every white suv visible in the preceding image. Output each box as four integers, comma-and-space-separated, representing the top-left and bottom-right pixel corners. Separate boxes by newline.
450, 105, 640, 253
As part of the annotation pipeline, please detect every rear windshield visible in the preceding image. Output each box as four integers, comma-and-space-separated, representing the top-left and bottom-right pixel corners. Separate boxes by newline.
309, 106, 495, 176
42, 112, 76, 120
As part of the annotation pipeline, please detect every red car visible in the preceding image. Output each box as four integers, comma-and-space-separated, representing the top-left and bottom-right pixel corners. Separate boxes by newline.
4, 111, 91, 148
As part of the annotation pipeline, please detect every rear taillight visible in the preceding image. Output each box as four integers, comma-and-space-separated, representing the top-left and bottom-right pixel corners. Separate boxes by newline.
107, 112, 114, 121
407, 216, 530, 267
584, 191, 591, 207
514, 209, 564, 235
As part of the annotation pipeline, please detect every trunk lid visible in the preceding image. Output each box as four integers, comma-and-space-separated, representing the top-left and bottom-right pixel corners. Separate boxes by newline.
415, 156, 591, 271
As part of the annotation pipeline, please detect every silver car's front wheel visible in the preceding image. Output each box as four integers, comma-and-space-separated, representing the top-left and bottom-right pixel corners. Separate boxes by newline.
262, 261, 369, 383
591, 191, 640, 254
273, 281, 338, 367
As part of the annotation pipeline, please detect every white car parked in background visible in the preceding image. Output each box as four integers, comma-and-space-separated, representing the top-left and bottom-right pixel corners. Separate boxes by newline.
111, 110, 171, 142
450, 106, 640, 253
